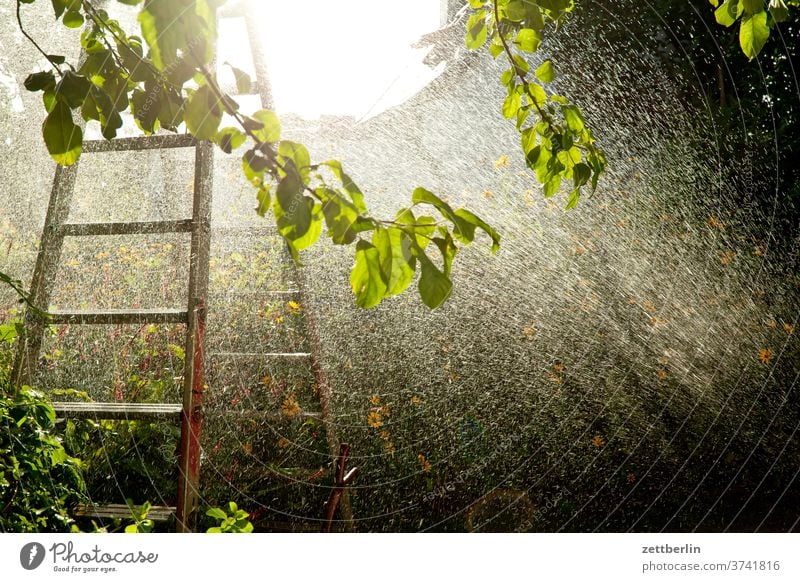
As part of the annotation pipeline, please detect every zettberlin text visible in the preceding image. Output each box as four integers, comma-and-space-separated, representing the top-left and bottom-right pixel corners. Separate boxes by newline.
642, 544, 701, 554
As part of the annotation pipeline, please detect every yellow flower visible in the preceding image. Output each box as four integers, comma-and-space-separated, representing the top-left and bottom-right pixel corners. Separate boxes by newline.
418, 454, 432, 472
369, 394, 381, 406
707, 216, 723, 229
784, 323, 795, 334
522, 324, 536, 339
383, 441, 395, 454
277, 437, 290, 448
367, 411, 383, 428
379, 430, 391, 440
281, 394, 301, 419
657, 369, 668, 381
481, 190, 494, 200
410, 395, 423, 406
758, 348, 774, 365
719, 250, 735, 265
591, 435, 605, 448
287, 300, 302, 313
493, 155, 509, 169
242, 441, 253, 455
260, 375, 272, 386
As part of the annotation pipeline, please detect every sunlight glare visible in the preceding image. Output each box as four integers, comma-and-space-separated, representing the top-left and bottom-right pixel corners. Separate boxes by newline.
248, 0, 443, 120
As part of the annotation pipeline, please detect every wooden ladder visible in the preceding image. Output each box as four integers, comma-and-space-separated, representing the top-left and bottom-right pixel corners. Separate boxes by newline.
12, 133, 213, 531
13, 1, 352, 532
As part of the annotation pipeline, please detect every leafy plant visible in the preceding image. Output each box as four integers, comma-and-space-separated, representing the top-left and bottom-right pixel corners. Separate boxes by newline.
709, 0, 797, 59
123, 498, 155, 532
465, 0, 606, 209
205, 501, 254, 533
0, 385, 85, 532
13, 0, 606, 310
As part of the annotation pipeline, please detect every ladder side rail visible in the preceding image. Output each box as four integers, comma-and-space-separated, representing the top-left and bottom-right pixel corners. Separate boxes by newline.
176, 139, 214, 532
12, 163, 79, 390
242, 2, 354, 529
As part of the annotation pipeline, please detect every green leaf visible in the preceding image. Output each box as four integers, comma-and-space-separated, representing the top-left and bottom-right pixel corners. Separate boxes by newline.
63, 9, 84, 28
543, 174, 561, 198
739, 11, 769, 59
417, 253, 452, 309
432, 233, 457, 277
81, 86, 123, 140
395, 208, 435, 250
502, 92, 522, 119
572, 162, 592, 188
55, 71, 91, 109
206, 507, 227, 520
322, 160, 367, 213
242, 148, 270, 184
350, 240, 387, 308
528, 83, 547, 108
741, 0, 763, 14
565, 189, 580, 210
515, 28, 541, 52
216, 126, 246, 154
185, 85, 222, 140
248, 109, 281, 143
562, 105, 585, 132
24, 71, 56, 93
226, 62, 252, 94
465, 10, 488, 49
132, 87, 159, 134
274, 160, 322, 252
769, 0, 790, 21
279, 141, 311, 183
535, 59, 555, 83
156, 88, 185, 131
715, 0, 742, 26
50, 0, 80, 19
373, 227, 416, 296
255, 184, 271, 216
42, 101, 82, 166
454, 208, 501, 253
317, 187, 359, 245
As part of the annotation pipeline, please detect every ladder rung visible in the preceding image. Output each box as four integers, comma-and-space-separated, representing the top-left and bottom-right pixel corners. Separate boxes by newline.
74, 503, 175, 522
208, 409, 322, 421
53, 401, 183, 420
210, 352, 311, 359
59, 219, 194, 237
49, 309, 188, 325
83, 134, 196, 153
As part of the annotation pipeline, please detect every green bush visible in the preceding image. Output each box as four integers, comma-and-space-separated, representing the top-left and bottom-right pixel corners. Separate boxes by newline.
0, 385, 86, 532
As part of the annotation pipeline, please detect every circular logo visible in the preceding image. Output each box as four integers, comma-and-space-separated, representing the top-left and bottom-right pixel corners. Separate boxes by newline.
20, 542, 46, 570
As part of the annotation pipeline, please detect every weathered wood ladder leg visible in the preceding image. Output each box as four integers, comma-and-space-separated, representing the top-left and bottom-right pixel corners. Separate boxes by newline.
176, 140, 214, 532
12, 163, 78, 391
241, 1, 355, 531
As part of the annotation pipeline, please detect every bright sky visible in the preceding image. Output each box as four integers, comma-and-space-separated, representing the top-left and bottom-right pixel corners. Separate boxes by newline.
241, 0, 444, 120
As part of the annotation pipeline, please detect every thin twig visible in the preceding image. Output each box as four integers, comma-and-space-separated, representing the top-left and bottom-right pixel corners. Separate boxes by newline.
16, 0, 62, 75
